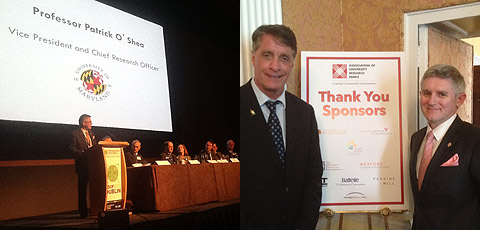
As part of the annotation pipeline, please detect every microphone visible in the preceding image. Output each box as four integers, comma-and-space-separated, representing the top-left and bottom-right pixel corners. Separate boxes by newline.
106, 131, 117, 140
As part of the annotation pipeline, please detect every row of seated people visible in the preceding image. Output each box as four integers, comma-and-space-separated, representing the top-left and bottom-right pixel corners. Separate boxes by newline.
123, 139, 239, 167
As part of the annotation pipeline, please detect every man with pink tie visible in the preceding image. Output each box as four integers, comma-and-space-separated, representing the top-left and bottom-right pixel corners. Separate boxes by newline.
409, 64, 480, 229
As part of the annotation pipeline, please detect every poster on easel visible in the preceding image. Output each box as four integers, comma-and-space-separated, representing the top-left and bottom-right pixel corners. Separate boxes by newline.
301, 52, 410, 211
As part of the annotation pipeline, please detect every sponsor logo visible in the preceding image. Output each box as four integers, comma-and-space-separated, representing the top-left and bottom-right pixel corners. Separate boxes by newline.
346, 140, 363, 153
373, 176, 395, 186
330, 63, 378, 85
344, 192, 367, 199
322, 161, 343, 171
322, 178, 328, 187
347, 140, 356, 150
74, 64, 111, 101
318, 129, 348, 135
332, 64, 347, 79
337, 177, 365, 186
347, 63, 372, 79
342, 178, 359, 183
359, 161, 389, 169
360, 128, 393, 135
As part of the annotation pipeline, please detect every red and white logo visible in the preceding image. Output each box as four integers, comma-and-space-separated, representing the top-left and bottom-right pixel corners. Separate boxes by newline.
332, 64, 347, 79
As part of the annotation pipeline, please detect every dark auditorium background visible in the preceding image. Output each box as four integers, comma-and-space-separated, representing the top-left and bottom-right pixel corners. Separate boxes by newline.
0, 0, 239, 161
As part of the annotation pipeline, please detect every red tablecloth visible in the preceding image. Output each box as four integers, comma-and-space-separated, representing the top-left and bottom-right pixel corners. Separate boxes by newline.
127, 163, 239, 211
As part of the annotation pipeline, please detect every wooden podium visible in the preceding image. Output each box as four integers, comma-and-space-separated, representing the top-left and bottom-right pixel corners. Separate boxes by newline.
87, 141, 129, 216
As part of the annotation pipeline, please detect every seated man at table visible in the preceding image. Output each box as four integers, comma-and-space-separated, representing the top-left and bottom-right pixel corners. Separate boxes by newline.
225, 139, 238, 159
196, 140, 220, 163
212, 142, 225, 160
125, 139, 145, 167
160, 141, 177, 164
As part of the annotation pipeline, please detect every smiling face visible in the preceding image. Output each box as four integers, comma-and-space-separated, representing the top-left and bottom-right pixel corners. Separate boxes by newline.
420, 76, 465, 129
252, 34, 295, 99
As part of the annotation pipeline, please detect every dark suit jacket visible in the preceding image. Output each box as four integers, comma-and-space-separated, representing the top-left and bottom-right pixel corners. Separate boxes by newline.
240, 81, 323, 230
69, 129, 97, 173
160, 152, 177, 164
124, 150, 145, 167
197, 150, 221, 163
410, 116, 480, 230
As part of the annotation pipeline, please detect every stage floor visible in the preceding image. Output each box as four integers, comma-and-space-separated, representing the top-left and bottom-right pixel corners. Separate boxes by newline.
0, 199, 239, 230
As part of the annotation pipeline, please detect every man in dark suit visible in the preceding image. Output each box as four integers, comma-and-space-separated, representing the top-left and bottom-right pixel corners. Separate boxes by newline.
240, 24, 323, 230
225, 139, 238, 160
124, 139, 145, 167
160, 141, 177, 164
409, 64, 480, 230
212, 142, 224, 160
197, 140, 220, 163
69, 114, 97, 218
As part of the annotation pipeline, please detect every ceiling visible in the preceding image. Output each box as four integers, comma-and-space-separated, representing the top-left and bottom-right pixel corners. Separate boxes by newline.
429, 15, 480, 39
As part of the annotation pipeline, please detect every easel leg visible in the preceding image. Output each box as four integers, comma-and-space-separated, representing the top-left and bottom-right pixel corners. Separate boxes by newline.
367, 213, 372, 230
380, 207, 391, 230
338, 213, 343, 230
323, 209, 335, 230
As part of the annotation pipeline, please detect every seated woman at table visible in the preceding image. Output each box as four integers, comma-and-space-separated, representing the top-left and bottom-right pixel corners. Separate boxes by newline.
175, 144, 191, 164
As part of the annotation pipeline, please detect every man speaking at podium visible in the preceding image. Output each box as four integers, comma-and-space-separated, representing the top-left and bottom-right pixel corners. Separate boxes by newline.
69, 114, 97, 218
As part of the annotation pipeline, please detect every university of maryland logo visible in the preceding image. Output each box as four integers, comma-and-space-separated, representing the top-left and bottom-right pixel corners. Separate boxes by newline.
81, 69, 106, 95
74, 64, 111, 101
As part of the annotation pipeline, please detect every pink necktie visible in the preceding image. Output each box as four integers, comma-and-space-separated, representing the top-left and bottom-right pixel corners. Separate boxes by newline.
418, 131, 434, 190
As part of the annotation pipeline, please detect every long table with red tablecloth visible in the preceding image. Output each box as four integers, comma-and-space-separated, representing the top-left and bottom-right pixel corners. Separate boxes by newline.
127, 163, 239, 212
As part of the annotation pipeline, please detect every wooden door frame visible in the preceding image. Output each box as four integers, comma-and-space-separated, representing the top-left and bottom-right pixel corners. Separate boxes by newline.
404, 2, 480, 134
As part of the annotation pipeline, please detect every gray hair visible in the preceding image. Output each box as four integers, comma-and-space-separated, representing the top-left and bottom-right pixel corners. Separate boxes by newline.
421, 64, 465, 96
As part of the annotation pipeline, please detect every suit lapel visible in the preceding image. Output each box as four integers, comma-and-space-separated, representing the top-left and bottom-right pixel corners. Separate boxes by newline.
242, 81, 285, 173
410, 128, 426, 192
78, 129, 89, 150
421, 117, 462, 192
285, 93, 296, 175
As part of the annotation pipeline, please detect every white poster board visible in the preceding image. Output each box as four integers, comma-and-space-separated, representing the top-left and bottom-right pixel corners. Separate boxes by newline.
0, 0, 172, 132
301, 52, 410, 211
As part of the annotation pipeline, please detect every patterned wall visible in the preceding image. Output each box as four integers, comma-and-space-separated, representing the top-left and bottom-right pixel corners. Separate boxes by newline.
282, 0, 478, 96
280, 1, 477, 227
428, 27, 474, 122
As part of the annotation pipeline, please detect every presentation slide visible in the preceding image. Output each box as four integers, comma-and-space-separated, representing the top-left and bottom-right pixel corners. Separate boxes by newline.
0, 0, 172, 132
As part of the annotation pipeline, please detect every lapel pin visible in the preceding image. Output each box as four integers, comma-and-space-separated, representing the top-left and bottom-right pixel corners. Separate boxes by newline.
447, 142, 452, 147
250, 109, 256, 116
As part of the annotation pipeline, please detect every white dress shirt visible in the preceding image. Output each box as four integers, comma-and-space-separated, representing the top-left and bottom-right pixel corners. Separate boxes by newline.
251, 79, 286, 149
416, 114, 457, 177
